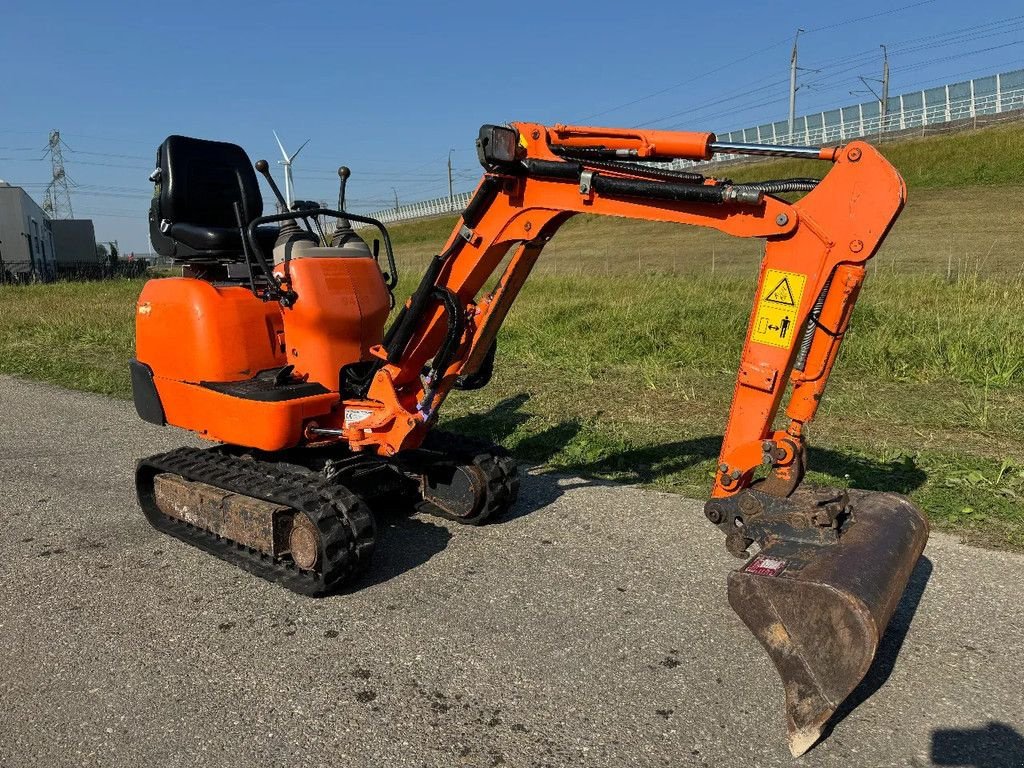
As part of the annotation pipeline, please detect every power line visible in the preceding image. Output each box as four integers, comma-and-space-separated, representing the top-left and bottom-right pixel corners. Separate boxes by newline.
621, 12, 1023, 131
801, 0, 938, 33
70, 149, 151, 161
799, 18, 1024, 89
647, 23, 1024, 131
640, 77, 791, 128
799, 40, 1024, 98
576, 0, 940, 123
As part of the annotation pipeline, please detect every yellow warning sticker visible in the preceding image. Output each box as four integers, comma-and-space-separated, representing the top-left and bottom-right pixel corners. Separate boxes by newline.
751, 269, 807, 349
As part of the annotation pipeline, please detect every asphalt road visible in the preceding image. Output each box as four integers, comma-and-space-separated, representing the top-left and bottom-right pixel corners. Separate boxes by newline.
1, 375, 1022, 768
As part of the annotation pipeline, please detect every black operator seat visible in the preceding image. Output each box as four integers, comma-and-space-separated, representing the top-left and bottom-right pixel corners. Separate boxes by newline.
148, 135, 278, 263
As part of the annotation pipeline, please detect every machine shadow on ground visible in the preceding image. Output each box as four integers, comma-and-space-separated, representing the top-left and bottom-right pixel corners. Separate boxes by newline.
443, 393, 929, 495
351, 516, 454, 590
821, 556, 933, 742
931, 722, 1024, 768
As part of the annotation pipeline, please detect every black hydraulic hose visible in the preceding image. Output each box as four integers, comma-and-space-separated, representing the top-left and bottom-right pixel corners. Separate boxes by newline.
549, 146, 621, 160
382, 226, 470, 364
418, 287, 465, 416
523, 158, 579, 180
549, 148, 708, 184
462, 176, 502, 229
384, 255, 444, 363
794, 273, 833, 372
589, 160, 707, 184
426, 287, 464, 378
382, 178, 500, 366
521, 158, 763, 205
592, 174, 736, 204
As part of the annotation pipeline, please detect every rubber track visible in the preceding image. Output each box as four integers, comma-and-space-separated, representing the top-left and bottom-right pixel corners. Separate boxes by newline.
136, 446, 375, 596
415, 431, 521, 525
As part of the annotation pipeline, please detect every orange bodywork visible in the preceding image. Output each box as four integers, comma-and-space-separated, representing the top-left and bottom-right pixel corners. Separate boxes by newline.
137, 278, 285, 382
155, 377, 337, 450
274, 256, 391, 390
548, 124, 715, 160
136, 256, 390, 450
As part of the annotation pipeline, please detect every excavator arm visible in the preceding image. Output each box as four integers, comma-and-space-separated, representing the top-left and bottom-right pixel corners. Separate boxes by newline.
342, 121, 903, 501
326, 123, 927, 755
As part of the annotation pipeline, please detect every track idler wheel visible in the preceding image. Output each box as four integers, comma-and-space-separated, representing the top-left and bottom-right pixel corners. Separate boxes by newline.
406, 431, 520, 525
706, 487, 929, 755
288, 513, 320, 570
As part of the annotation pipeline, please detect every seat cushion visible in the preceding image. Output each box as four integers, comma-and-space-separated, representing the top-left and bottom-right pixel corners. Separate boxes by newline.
163, 222, 280, 258
165, 222, 241, 252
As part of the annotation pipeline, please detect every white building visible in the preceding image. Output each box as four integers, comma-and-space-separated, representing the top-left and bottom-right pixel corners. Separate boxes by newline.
0, 182, 57, 281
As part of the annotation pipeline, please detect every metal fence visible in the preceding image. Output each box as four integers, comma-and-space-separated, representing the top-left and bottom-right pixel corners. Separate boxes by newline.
366, 191, 474, 225
366, 67, 1024, 224
680, 67, 1024, 168
0, 259, 150, 284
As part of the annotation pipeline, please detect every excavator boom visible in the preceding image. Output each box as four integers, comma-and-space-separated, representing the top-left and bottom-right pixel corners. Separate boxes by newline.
342, 124, 898, 465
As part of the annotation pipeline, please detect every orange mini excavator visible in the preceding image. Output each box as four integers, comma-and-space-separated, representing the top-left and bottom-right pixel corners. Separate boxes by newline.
133, 124, 928, 755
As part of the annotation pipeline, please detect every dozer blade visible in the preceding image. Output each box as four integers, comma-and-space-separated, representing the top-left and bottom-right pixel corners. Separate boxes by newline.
727, 490, 928, 756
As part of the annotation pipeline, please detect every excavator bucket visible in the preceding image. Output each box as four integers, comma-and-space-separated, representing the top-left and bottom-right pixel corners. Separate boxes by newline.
727, 490, 928, 756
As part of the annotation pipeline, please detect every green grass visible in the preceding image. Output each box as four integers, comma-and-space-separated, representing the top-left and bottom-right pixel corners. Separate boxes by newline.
706, 120, 1024, 189
439, 272, 1024, 550
0, 280, 137, 396
1, 122, 1022, 549
379, 122, 1024, 279
1, 270, 1021, 550
379, 185, 1024, 280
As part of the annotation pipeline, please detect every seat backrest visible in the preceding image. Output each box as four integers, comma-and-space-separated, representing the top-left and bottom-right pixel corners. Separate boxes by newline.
155, 135, 263, 228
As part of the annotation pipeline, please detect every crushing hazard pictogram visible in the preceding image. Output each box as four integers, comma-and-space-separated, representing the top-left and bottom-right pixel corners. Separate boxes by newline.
764, 277, 796, 306
750, 269, 808, 349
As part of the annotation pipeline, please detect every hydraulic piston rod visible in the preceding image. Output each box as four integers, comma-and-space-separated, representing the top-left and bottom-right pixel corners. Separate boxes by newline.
709, 140, 830, 159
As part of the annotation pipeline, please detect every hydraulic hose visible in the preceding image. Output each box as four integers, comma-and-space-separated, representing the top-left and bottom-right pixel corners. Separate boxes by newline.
417, 287, 465, 416
521, 159, 763, 205
549, 148, 707, 184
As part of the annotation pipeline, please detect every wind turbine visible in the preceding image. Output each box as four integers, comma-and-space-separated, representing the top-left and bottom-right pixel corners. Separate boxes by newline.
272, 130, 310, 209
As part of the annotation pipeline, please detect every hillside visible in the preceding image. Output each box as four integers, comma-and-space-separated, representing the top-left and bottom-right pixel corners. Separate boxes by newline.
377, 121, 1024, 279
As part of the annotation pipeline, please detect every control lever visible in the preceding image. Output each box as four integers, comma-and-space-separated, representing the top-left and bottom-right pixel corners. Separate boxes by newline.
337, 166, 350, 210
331, 166, 362, 248
255, 159, 289, 210
256, 158, 316, 239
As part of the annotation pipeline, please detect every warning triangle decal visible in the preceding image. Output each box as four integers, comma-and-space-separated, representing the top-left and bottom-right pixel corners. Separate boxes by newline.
765, 277, 796, 306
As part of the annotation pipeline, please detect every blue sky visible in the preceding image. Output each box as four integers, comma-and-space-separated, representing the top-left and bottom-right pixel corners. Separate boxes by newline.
1, 0, 1021, 253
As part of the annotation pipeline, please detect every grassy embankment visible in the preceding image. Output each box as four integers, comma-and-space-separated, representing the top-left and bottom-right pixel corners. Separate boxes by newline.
1, 123, 1022, 548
